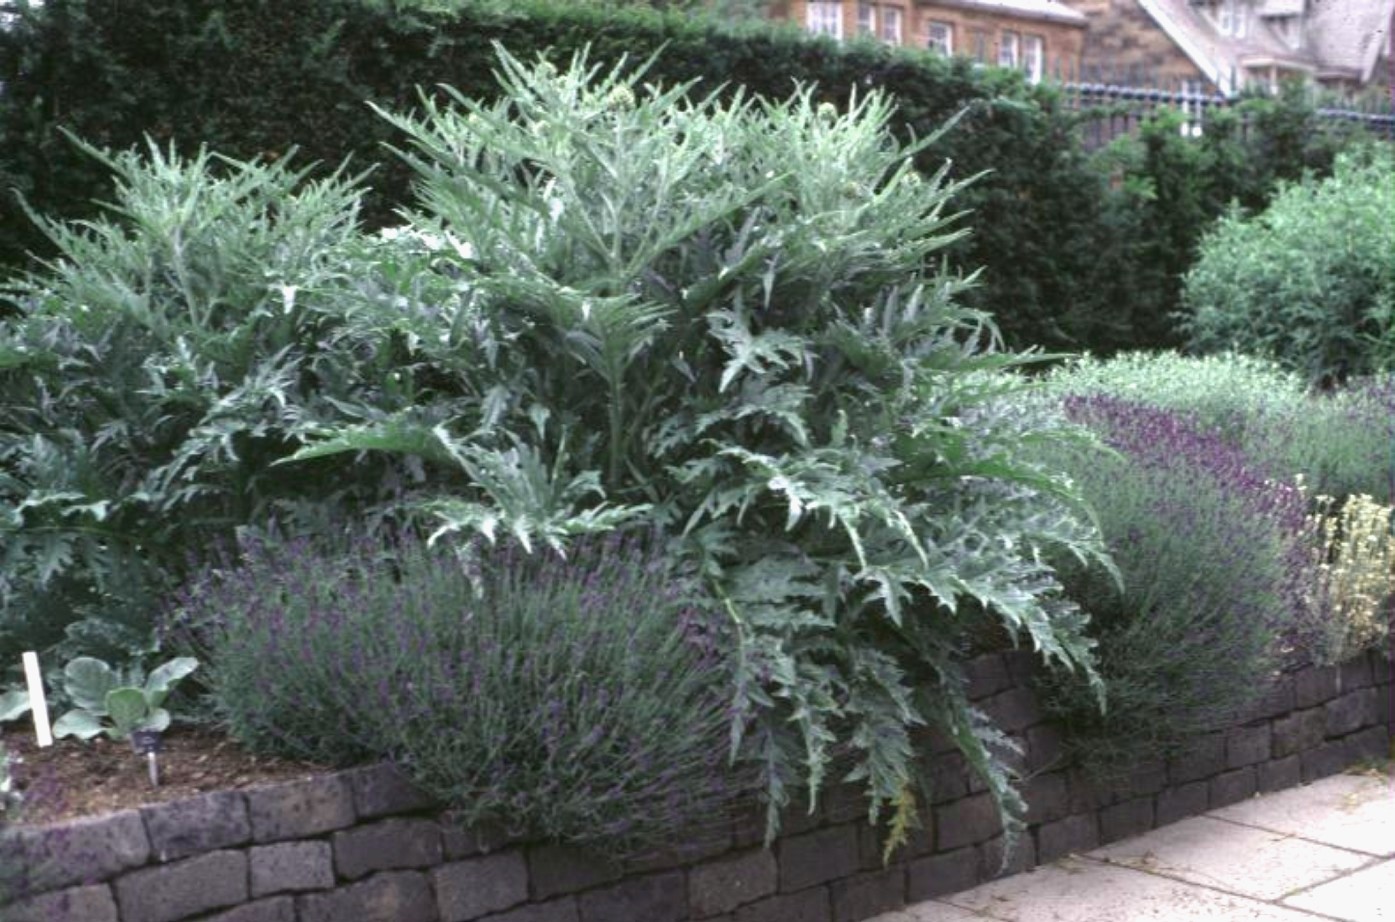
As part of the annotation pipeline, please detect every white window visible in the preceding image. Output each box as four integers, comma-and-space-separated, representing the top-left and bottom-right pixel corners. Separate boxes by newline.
998, 30, 1020, 68
856, 2, 876, 36
1023, 34, 1045, 83
1215, 0, 1248, 37
880, 6, 903, 44
970, 29, 990, 62
806, 1, 844, 39
1275, 16, 1302, 49
926, 21, 953, 55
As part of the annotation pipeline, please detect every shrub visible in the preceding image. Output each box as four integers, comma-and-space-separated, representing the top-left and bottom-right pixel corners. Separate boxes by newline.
280, 49, 1109, 850
1305, 493, 1394, 664
1032, 396, 1315, 773
1181, 147, 1395, 384
0, 141, 372, 663
1045, 353, 1395, 504
176, 528, 744, 860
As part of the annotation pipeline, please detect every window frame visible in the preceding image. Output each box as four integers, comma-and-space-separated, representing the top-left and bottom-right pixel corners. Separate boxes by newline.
1023, 33, 1045, 83
998, 30, 1020, 69
806, 1, 844, 39
926, 20, 954, 56
856, 2, 876, 37
880, 5, 904, 45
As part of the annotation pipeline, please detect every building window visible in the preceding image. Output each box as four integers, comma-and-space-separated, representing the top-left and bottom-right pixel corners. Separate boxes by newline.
969, 28, 990, 62
998, 30, 1020, 69
856, 2, 876, 36
926, 21, 953, 55
806, 1, 843, 39
1213, 0, 1248, 37
1023, 34, 1045, 83
1275, 15, 1302, 49
880, 6, 903, 44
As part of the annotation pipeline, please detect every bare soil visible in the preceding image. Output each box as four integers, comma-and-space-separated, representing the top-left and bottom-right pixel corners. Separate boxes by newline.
6, 727, 330, 825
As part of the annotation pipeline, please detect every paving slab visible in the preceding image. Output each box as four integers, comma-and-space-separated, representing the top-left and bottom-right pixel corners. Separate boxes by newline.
1282, 859, 1395, 922
1087, 815, 1369, 900
907, 859, 1322, 922
1208, 773, 1395, 857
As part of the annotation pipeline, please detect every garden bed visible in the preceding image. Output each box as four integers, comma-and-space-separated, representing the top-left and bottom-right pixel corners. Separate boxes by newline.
2, 650, 1388, 922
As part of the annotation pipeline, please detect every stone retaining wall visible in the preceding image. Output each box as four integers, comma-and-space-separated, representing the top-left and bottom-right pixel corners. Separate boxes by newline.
2, 650, 1389, 922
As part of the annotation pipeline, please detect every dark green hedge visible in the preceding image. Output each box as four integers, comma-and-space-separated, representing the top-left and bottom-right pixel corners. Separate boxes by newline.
0, 0, 1373, 351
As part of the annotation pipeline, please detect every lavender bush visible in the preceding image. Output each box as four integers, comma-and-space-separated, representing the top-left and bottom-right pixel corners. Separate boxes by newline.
1033, 396, 1317, 773
174, 529, 746, 859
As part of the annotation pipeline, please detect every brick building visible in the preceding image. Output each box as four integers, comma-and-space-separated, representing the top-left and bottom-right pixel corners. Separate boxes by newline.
1055, 0, 1395, 96
767, 0, 1090, 82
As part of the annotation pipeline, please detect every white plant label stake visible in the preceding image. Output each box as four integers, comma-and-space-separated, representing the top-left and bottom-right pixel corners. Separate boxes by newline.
22, 652, 53, 748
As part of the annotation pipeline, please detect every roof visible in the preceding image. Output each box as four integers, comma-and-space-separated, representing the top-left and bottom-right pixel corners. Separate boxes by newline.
920, 0, 1090, 28
1138, 0, 1324, 93
1306, 0, 1395, 82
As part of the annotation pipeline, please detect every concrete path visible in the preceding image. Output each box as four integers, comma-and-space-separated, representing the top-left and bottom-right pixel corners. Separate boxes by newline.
871, 771, 1394, 922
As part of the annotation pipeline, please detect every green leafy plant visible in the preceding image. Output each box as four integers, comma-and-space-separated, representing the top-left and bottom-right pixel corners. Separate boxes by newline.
51, 655, 198, 741
271, 47, 1110, 857
1182, 146, 1395, 384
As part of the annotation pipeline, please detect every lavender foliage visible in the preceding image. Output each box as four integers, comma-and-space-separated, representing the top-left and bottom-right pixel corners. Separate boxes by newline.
173, 529, 747, 860
1037, 395, 1316, 773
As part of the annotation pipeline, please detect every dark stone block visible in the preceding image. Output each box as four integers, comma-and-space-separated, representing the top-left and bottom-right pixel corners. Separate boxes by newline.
1026, 724, 1067, 773
333, 818, 442, 880
778, 824, 860, 893
934, 794, 1003, 851
482, 899, 581, 922
1036, 814, 1098, 863
250, 841, 334, 897
198, 898, 297, 922
2, 809, 150, 895
1167, 733, 1225, 785
578, 871, 686, 922
1023, 772, 1069, 826
623, 833, 734, 876
1325, 689, 1378, 738
830, 867, 905, 922
1339, 656, 1373, 691
1226, 724, 1272, 769
348, 763, 439, 819
964, 655, 1011, 700
1107, 760, 1168, 802
906, 847, 980, 901
1295, 665, 1341, 708
247, 775, 355, 843
823, 783, 868, 826
1001, 650, 1039, 685
114, 849, 248, 922
858, 817, 930, 869
1155, 781, 1209, 827
979, 687, 1043, 734
1346, 725, 1391, 762
1209, 768, 1256, 809
734, 887, 831, 922
1245, 677, 1295, 721
528, 844, 622, 900
440, 816, 512, 860
1368, 650, 1392, 685
1257, 756, 1302, 794
1099, 797, 1154, 844
3, 884, 119, 922
980, 833, 1035, 878
1273, 708, 1326, 758
296, 871, 436, 922
1065, 767, 1109, 814
1302, 740, 1355, 782
141, 791, 250, 863
689, 848, 779, 917
927, 752, 970, 805
433, 852, 529, 922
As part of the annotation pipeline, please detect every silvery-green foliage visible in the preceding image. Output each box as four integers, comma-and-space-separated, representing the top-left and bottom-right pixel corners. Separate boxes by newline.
289, 47, 1108, 853
51, 654, 198, 741
0, 139, 375, 660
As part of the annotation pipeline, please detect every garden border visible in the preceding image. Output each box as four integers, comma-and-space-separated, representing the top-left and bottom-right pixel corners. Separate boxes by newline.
2, 650, 1389, 922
